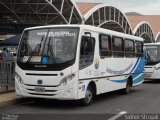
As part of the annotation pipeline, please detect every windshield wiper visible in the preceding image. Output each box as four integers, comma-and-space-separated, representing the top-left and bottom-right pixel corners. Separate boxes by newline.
21, 38, 32, 56
34, 36, 44, 55
46, 37, 56, 64
27, 36, 44, 63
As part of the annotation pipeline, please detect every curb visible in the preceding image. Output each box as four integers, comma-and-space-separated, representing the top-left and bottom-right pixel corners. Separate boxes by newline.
0, 97, 26, 108
0, 90, 15, 95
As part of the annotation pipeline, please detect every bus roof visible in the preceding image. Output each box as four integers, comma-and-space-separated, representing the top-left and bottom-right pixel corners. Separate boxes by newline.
24, 24, 143, 42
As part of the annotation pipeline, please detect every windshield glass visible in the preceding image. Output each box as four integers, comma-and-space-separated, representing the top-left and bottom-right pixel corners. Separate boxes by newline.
145, 45, 160, 63
18, 28, 79, 66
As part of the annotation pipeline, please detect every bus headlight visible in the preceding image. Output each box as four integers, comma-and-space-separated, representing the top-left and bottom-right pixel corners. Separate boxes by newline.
15, 73, 23, 84
60, 73, 75, 85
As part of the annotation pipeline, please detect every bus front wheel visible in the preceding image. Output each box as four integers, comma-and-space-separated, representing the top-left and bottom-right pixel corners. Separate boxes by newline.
80, 85, 94, 106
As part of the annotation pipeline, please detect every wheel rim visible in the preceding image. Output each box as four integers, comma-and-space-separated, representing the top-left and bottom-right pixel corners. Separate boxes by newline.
85, 88, 92, 104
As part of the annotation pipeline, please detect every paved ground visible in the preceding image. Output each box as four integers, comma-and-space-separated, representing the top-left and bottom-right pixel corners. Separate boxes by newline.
0, 80, 160, 119
0, 80, 160, 113
0, 92, 23, 108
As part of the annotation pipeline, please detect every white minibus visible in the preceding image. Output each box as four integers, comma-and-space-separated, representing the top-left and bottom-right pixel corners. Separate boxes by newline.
144, 43, 160, 80
15, 25, 145, 105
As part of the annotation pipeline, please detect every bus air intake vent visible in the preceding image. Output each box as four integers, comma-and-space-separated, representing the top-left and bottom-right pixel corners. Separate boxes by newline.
29, 93, 55, 96
27, 89, 57, 92
26, 73, 58, 76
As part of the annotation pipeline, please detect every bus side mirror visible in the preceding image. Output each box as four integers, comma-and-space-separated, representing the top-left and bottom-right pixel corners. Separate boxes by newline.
84, 32, 92, 37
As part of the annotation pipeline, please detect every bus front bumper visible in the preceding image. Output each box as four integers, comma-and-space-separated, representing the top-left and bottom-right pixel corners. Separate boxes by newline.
144, 72, 160, 80
15, 78, 77, 100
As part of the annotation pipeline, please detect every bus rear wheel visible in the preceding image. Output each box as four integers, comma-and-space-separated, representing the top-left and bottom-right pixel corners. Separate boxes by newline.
80, 85, 94, 106
123, 79, 131, 94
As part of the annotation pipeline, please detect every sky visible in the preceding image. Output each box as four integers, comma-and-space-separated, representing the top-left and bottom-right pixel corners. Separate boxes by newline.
74, 0, 160, 15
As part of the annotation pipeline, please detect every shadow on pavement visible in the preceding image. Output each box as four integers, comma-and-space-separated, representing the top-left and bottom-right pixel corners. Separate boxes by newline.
144, 79, 160, 84
21, 88, 141, 109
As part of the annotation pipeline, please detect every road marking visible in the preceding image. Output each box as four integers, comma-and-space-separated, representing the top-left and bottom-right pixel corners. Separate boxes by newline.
108, 111, 127, 120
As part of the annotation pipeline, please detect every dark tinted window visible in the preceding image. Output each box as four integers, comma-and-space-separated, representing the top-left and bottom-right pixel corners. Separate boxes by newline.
112, 37, 124, 57
135, 41, 143, 57
99, 34, 111, 58
80, 36, 95, 69
125, 39, 135, 57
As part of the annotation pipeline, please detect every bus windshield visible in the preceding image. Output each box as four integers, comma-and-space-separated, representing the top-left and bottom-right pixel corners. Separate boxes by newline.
145, 45, 160, 64
17, 28, 79, 70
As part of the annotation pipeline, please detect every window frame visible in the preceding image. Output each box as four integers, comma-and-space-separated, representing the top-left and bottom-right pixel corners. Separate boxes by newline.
135, 41, 143, 57
124, 39, 135, 58
99, 34, 112, 58
112, 36, 124, 58
79, 35, 96, 70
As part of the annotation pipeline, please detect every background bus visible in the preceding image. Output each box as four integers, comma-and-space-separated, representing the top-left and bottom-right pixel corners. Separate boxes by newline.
144, 43, 160, 80
15, 25, 144, 105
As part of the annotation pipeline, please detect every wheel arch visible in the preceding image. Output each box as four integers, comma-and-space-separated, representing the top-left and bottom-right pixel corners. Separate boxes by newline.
88, 81, 97, 95
128, 75, 133, 87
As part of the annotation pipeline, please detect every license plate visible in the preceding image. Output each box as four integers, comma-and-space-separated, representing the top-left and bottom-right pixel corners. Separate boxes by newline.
35, 87, 45, 93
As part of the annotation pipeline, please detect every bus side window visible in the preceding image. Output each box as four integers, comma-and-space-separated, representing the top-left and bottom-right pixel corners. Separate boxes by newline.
125, 39, 135, 58
135, 41, 143, 57
99, 34, 112, 58
112, 36, 124, 57
80, 36, 95, 70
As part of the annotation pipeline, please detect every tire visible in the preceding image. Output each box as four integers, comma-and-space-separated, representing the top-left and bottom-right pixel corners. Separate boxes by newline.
80, 85, 94, 106
123, 79, 131, 94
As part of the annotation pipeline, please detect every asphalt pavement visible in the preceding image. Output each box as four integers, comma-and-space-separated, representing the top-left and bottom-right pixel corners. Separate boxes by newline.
0, 80, 160, 119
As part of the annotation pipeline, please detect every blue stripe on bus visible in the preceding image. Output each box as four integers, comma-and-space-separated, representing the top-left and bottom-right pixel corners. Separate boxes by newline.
110, 74, 144, 84
110, 78, 128, 83
109, 58, 145, 84
132, 74, 139, 79
130, 58, 140, 73
131, 58, 145, 74
133, 74, 144, 84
